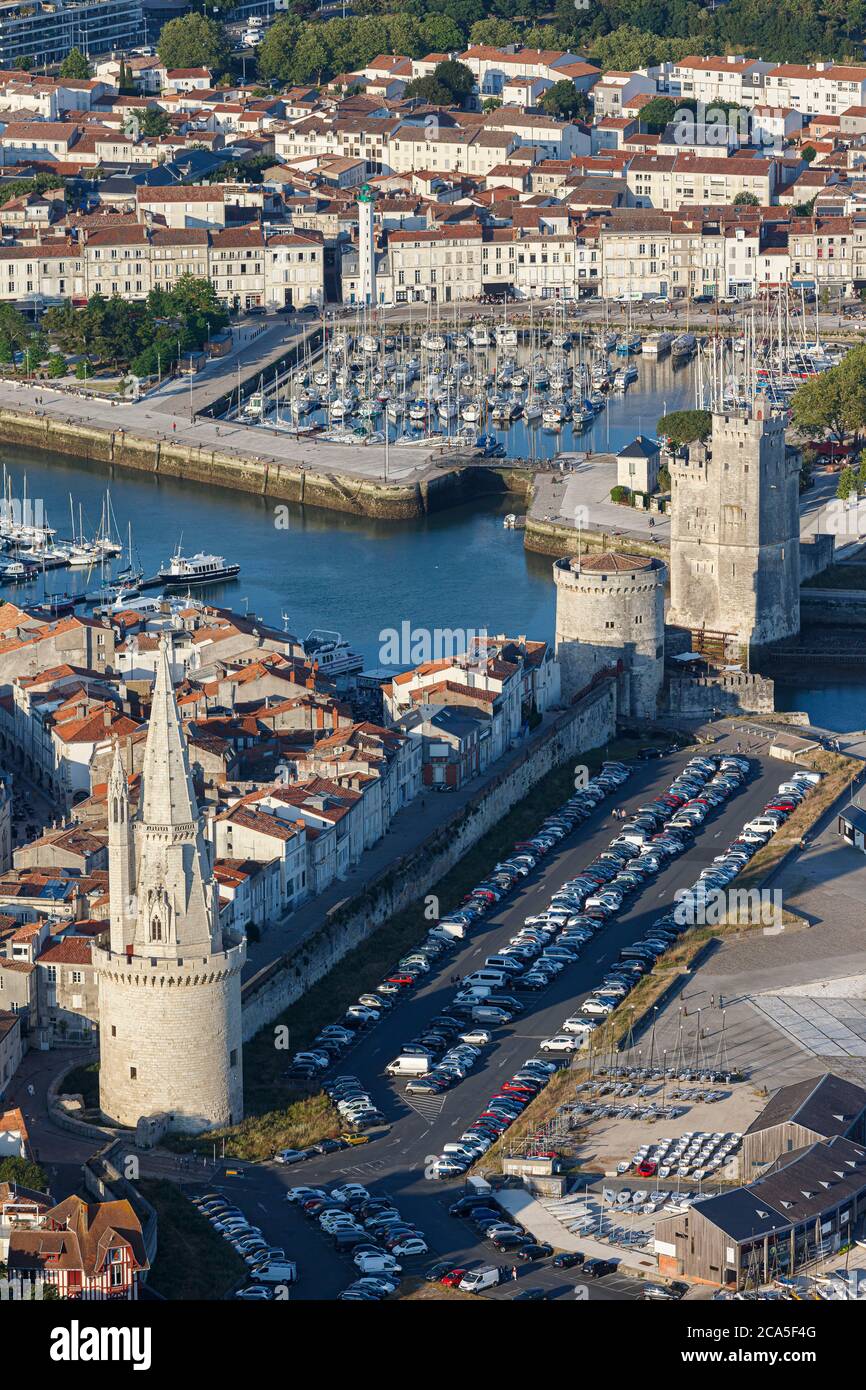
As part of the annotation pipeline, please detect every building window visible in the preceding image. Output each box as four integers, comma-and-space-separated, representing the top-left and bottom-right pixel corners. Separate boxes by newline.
130, 1066, 137, 1080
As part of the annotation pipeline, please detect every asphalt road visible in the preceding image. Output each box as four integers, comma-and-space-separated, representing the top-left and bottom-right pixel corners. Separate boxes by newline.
202, 733, 780, 1301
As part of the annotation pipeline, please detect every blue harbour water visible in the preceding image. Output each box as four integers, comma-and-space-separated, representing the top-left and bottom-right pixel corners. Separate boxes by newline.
2, 350, 863, 732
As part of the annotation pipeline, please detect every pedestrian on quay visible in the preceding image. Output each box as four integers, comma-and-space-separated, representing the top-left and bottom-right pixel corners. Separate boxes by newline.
512, 1266, 518, 1282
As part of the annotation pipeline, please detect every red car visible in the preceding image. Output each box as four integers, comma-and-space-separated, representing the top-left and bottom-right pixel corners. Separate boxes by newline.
385, 975, 415, 987
637, 1160, 657, 1177
440, 1269, 466, 1287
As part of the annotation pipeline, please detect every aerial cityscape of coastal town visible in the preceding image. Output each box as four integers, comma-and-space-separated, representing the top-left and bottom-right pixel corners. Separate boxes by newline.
2, 0, 866, 1359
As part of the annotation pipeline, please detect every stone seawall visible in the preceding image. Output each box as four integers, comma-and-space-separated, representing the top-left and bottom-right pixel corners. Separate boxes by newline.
0, 408, 532, 521
240, 681, 617, 1040
524, 515, 668, 560
801, 590, 866, 627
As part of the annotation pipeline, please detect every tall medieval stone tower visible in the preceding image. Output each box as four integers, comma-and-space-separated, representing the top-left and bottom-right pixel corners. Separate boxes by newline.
94, 636, 245, 1134
667, 397, 800, 656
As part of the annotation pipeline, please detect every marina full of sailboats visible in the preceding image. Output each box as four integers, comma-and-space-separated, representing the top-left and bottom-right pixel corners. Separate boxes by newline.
231, 300, 686, 453
229, 293, 849, 454
0, 468, 243, 613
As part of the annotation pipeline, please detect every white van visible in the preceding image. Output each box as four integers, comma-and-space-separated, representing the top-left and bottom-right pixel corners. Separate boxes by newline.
253, 1261, 297, 1283
385, 1055, 432, 1077
459, 1266, 507, 1292
745, 817, 779, 834
464, 970, 508, 988
439, 920, 468, 940
618, 829, 649, 848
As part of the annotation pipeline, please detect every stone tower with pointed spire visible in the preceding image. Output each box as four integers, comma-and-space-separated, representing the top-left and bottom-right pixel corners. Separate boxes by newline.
94, 636, 245, 1134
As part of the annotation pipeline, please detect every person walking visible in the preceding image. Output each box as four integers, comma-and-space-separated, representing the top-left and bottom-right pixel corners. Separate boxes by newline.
511, 1265, 518, 1282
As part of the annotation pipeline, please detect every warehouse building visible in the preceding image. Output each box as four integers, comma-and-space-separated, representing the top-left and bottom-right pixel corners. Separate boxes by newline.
740, 1073, 866, 1182
655, 1133, 866, 1289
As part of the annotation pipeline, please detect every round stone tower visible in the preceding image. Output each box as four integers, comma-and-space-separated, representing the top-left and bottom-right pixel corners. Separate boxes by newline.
94, 638, 245, 1135
93, 944, 245, 1133
554, 550, 667, 718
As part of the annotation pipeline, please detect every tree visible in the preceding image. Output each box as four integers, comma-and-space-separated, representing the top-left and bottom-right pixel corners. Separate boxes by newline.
657, 408, 712, 448
403, 74, 453, 103
482, 96, 503, 111
733, 191, 759, 206
287, 29, 330, 85
0, 303, 32, 352
791, 347, 866, 445
637, 95, 678, 133
434, 59, 474, 101
837, 464, 857, 500
540, 80, 590, 121
156, 14, 230, 74
117, 57, 135, 94
468, 17, 520, 45
133, 107, 172, 138
47, 353, 66, 378
801, 144, 817, 162
0, 1156, 48, 1191
405, 58, 474, 105
256, 16, 303, 84
610, 484, 632, 504
60, 47, 90, 79
418, 14, 464, 50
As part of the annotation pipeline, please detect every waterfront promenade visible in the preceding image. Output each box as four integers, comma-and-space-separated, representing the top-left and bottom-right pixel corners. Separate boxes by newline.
0, 374, 438, 485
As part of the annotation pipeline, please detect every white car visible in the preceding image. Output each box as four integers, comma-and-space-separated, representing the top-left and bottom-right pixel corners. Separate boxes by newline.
562, 1017, 597, 1035
353, 1275, 399, 1295
390, 1238, 428, 1257
581, 998, 615, 1016
540, 1034, 581, 1051
332, 1184, 369, 1202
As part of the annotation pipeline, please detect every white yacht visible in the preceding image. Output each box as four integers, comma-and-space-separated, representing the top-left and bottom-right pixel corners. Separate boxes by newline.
303, 629, 364, 676
158, 551, 240, 585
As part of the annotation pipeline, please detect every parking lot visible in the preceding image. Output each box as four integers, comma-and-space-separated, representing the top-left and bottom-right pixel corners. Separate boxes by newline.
198, 734, 800, 1299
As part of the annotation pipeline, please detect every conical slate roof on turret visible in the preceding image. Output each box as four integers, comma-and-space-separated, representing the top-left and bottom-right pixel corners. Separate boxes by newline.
139, 636, 198, 828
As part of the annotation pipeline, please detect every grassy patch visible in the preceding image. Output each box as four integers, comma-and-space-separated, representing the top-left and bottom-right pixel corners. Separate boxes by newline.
395, 1277, 483, 1300
137, 1179, 245, 1300
162, 1090, 343, 1162
60, 1062, 100, 1109
736, 748, 857, 890
173, 734, 670, 1161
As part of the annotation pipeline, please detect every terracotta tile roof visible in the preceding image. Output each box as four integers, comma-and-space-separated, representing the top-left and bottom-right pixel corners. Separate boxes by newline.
136, 185, 224, 203
9, 1194, 147, 1277
38, 937, 93, 966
